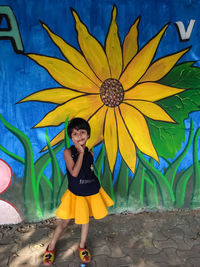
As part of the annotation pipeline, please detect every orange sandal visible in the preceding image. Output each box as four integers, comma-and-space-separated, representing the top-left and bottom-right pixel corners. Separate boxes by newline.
43, 245, 55, 266
78, 244, 91, 263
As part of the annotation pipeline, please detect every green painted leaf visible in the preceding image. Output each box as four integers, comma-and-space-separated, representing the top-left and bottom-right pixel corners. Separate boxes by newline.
137, 151, 175, 207
161, 62, 200, 89
164, 119, 194, 187
94, 144, 105, 182
45, 129, 61, 210
147, 62, 200, 159
191, 127, 200, 208
114, 158, 129, 209
144, 175, 159, 208
101, 153, 114, 202
128, 160, 145, 209
0, 114, 42, 220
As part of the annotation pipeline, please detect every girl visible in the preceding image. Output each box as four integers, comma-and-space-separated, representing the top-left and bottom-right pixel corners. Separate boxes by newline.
43, 118, 114, 265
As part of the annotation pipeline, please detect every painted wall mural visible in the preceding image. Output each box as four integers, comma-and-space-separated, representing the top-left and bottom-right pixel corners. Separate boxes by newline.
1, 0, 200, 223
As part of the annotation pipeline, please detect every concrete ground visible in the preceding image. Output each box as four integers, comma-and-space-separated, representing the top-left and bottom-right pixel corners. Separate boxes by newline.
1, 210, 200, 267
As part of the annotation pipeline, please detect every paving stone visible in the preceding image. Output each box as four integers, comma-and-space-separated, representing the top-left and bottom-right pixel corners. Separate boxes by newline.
142, 238, 161, 254
107, 255, 133, 266
55, 247, 75, 262
153, 238, 178, 250
185, 216, 200, 234
92, 244, 111, 256
93, 255, 109, 267
177, 244, 200, 261
162, 247, 184, 265
15, 228, 35, 241
0, 253, 10, 267
56, 238, 79, 252
183, 235, 200, 248
16, 243, 32, 256
144, 248, 183, 265
150, 228, 168, 241
8, 253, 42, 266
89, 237, 108, 247
4, 211, 200, 266
109, 242, 126, 257
0, 235, 20, 245
0, 243, 18, 254
186, 256, 200, 266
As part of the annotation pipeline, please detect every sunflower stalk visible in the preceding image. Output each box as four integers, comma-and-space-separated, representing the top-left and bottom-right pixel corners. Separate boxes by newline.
190, 127, 200, 208
101, 153, 115, 203
144, 174, 159, 208
164, 119, 194, 188
94, 144, 105, 182
128, 160, 145, 209
45, 129, 62, 210
114, 158, 129, 210
137, 150, 175, 207
144, 158, 159, 208
175, 166, 193, 208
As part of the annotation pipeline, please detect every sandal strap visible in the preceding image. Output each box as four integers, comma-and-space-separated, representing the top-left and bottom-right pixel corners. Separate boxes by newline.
43, 246, 55, 265
78, 245, 91, 263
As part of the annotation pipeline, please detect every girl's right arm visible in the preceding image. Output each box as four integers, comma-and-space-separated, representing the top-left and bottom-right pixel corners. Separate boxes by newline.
64, 148, 84, 178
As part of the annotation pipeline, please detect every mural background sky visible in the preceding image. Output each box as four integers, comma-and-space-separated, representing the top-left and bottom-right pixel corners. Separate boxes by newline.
0, 0, 200, 179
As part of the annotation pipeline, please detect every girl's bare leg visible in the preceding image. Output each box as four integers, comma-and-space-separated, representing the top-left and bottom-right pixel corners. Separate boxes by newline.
48, 219, 71, 250
80, 223, 89, 248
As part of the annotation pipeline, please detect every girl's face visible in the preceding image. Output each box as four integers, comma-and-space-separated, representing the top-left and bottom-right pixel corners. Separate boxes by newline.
71, 128, 89, 146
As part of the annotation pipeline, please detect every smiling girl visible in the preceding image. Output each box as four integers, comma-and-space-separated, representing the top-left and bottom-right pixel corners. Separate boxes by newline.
43, 118, 114, 265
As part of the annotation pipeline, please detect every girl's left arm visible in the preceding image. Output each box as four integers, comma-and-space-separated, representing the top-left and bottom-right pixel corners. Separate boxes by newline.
90, 150, 94, 158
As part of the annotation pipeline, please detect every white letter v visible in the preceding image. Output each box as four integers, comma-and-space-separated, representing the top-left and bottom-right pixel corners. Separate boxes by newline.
175, 19, 195, 41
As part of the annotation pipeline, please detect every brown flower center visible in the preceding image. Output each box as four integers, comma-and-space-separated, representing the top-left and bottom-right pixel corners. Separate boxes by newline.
100, 78, 124, 107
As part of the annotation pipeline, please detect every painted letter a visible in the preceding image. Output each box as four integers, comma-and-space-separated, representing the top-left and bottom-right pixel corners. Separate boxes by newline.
0, 6, 24, 53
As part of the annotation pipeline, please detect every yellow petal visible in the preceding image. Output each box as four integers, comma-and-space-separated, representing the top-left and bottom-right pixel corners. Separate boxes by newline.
124, 82, 185, 102
115, 107, 137, 173
87, 106, 107, 149
72, 9, 110, 81
123, 17, 139, 70
41, 129, 65, 152
19, 88, 84, 104
104, 108, 118, 172
42, 23, 102, 87
139, 47, 190, 82
105, 6, 122, 79
35, 95, 102, 127
120, 24, 168, 90
119, 103, 158, 161
124, 100, 175, 122
28, 54, 100, 93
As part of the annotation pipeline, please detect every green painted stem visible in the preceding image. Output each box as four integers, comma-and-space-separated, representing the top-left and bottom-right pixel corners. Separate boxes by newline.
137, 151, 175, 207
101, 151, 115, 202
164, 119, 194, 187
64, 118, 70, 149
128, 160, 145, 208
0, 144, 25, 164
45, 129, 61, 209
114, 158, 129, 209
94, 143, 105, 181
175, 167, 192, 207
144, 174, 159, 208
0, 114, 42, 219
191, 127, 200, 208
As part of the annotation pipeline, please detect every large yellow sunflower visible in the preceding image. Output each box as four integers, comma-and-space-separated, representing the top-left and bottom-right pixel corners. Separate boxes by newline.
20, 6, 189, 174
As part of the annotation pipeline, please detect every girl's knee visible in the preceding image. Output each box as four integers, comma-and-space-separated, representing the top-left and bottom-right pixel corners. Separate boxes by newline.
60, 219, 70, 229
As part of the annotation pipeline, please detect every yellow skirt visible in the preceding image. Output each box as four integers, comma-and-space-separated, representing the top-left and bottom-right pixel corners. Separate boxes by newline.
56, 187, 114, 224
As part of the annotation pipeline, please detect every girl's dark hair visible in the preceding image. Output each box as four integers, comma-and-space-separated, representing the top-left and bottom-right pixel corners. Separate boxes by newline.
67, 118, 90, 138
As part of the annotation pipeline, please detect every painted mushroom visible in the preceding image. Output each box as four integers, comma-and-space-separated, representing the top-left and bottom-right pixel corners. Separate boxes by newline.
0, 159, 22, 224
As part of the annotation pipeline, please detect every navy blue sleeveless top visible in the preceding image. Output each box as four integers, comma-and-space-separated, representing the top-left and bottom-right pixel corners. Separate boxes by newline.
67, 146, 100, 196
